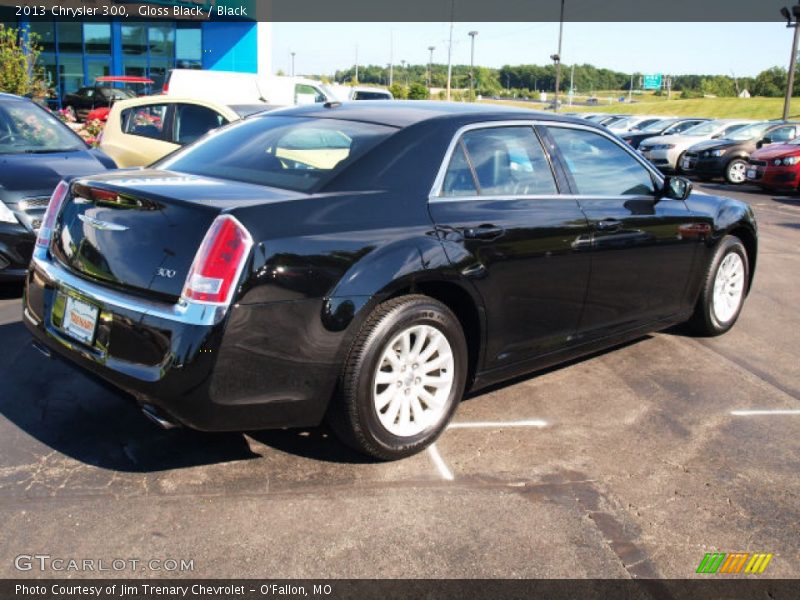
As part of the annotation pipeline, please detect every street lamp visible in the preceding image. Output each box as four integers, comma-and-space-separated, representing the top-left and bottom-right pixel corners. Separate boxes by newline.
781, 3, 800, 120
428, 46, 435, 90
468, 31, 478, 101
552, 0, 565, 112
290, 52, 295, 77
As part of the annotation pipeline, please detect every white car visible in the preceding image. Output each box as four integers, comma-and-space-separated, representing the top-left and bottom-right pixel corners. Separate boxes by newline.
638, 119, 755, 172
163, 69, 334, 106
324, 84, 393, 101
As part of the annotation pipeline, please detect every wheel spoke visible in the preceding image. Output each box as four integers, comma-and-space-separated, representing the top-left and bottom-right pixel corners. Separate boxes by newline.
375, 385, 396, 410
375, 370, 396, 385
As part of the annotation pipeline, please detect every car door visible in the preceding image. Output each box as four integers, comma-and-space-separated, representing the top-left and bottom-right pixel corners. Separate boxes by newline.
171, 103, 229, 146
428, 124, 592, 369
542, 124, 701, 339
115, 102, 177, 167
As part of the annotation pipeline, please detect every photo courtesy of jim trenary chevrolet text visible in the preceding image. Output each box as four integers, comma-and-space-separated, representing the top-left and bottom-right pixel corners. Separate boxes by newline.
0, 0, 798, 598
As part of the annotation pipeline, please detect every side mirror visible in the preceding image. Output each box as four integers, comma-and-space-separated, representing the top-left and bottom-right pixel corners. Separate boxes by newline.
659, 175, 693, 202
756, 136, 772, 149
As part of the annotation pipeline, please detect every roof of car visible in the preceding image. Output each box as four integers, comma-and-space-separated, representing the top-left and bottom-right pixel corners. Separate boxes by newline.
261, 100, 588, 129
0, 92, 28, 102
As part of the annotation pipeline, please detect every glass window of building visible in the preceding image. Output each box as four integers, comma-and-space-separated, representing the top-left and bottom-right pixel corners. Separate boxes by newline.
84, 23, 111, 55
58, 56, 84, 97
176, 24, 202, 69
57, 22, 82, 53
28, 21, 55, 53
149, 24, 175, 56
121, 23, 148, 56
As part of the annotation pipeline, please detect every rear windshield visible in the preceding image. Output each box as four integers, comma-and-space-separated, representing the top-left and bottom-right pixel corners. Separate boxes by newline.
158, 115, 396, 192
640, 119, 676, 133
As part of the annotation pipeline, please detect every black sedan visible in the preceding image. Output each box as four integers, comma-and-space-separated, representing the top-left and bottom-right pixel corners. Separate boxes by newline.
680, 121, 800, 184
24, 102, 757, 460
0, 93, 116, 282
62, 86, 136, 122
621, 117, 709, 149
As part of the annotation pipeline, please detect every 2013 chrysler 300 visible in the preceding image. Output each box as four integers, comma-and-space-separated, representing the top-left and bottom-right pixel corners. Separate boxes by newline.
24, 102, 757, 460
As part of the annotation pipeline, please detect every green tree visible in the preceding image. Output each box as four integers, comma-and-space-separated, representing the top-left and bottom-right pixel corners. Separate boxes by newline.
752, 67, 789, 97
0, 25, 46, 97
407, 82, 429, 100
389, 82, 408, 99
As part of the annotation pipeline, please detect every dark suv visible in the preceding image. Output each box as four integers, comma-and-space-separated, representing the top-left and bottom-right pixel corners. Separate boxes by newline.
681, 121, 800, 184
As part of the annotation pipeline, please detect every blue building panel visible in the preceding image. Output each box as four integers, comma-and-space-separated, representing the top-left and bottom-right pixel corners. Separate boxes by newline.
201, 22, 258, 73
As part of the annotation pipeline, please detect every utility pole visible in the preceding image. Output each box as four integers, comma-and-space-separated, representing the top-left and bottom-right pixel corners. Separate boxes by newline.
445, 0, 455, 101
389, 30, 394, 86
290, 52, 295, 77
354, 44, 359, 83
628, 73, 633, 103
428, 46, 435, 90
781, 4, 800, 120
552, 0, 565, 112
468, 30, 478, 101
569, 63, 574, 106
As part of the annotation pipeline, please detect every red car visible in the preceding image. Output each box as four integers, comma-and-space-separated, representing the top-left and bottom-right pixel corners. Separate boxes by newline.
746, 138, 800, 191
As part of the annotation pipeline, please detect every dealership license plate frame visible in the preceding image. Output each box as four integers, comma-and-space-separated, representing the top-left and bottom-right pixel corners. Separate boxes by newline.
59, 293, 99, 346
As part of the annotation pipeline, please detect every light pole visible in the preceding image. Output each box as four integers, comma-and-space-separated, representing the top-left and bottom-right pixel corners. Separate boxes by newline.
290, 52, 295, 77
781, 4, 800, 120
428, 46, 435, 90
401, 59, 407, 87
552, 0, 565, 112
445, 0, 455, 101
468, 30, 478, 101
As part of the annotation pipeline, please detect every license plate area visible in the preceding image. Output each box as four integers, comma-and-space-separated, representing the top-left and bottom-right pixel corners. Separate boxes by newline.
57, 293, 99, 346
746, 168, 757, 179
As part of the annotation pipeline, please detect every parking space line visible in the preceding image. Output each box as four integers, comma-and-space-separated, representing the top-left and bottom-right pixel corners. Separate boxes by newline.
730, 409, 800, 416
447, 419, 549, 429
427, 443, 454, 481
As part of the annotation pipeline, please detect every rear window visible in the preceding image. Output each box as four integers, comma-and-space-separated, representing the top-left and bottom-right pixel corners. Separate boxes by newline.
158, 116, 396, 192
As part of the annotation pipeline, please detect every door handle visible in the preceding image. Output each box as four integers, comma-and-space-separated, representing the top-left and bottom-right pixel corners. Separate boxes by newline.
461, 225, 505, 240
595, 218, 623, 232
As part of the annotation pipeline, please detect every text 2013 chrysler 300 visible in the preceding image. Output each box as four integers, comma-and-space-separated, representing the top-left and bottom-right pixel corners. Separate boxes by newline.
24, 102, 757, 459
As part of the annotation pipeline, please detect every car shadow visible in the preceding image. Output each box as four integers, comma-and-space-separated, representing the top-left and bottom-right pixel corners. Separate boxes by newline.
463, 335, 652, 400
0, 316, 374, 471
0, 320, 260, 473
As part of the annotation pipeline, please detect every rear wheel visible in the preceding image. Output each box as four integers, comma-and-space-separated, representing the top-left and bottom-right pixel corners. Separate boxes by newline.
725, 158, 748, 185
328, 295, 467, 460
688, 236, 749, 336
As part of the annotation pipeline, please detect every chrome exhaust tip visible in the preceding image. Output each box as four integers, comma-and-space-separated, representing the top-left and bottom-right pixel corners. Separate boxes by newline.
141, 404, 180, 430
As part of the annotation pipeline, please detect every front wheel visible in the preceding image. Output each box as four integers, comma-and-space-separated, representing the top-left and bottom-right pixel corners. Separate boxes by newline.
328, 295, 467, 460
725, 158, 748, 185
688, 236, 749, 336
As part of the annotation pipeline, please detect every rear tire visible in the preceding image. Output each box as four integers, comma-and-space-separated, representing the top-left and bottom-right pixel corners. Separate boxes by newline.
725, 158, 748, 185
688, 236, 749, 336
328, 295, 467, 460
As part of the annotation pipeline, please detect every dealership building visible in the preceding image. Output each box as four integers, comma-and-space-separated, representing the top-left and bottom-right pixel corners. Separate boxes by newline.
0, 1, 270, 103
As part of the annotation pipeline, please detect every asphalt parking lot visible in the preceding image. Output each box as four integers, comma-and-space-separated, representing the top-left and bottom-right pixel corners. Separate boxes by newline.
0, 183, 798, 579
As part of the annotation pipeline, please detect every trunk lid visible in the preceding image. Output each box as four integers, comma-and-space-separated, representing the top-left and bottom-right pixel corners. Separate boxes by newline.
51, 169, 302, 299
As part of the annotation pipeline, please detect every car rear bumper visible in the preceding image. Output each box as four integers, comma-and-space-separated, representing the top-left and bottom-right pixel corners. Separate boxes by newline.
23, 255, 341, 431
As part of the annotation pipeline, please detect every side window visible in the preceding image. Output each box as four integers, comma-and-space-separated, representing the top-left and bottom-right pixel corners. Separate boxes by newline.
121, 105, 168, 141
769, 126, 797, 143
441, 143, 478, 197
671, 120, 702, 134
548, 126, 655, 196
173, 104, 227, 145
460, 127, 557, 196
720, 124, 747, 138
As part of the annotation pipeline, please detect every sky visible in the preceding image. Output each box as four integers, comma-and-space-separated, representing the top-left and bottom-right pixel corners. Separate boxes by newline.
271, 22, 790, 80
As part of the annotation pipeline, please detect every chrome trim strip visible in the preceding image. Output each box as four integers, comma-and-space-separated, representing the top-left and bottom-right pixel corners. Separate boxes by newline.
428, 119, 665, 203
32, 256, 228, 326
78, 214, 130, 231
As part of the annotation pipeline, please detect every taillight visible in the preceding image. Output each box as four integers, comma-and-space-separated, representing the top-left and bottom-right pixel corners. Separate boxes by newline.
35, 180, 70, 249
182, 215, 253, 306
